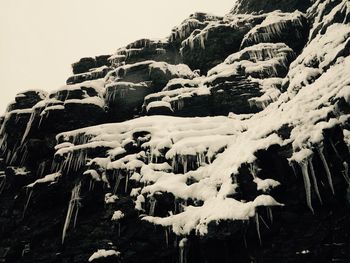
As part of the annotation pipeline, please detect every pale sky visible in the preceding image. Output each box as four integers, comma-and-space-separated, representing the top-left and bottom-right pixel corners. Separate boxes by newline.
0, 0, 235, 114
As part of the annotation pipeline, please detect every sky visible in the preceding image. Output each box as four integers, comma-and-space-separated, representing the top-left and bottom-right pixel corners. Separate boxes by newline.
0, 0, 235, 114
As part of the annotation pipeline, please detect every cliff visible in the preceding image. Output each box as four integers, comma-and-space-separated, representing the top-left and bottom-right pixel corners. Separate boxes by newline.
0, 0, 350, 262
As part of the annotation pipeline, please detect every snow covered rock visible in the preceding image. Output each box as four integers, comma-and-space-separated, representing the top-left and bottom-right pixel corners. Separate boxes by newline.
1, 0, 350, 262
231, 0, 312, 14
240, 11, 309, 53
106, 60, 194, 90
72, 55, 110, 74
7, 90, 47, 112
109, 38, 179, 68
66, 66, 110, 85
180, 13, 267, 73
169, 12, 223, 46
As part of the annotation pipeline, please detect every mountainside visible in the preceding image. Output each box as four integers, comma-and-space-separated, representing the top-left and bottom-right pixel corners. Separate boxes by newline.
0, 0, 350, 262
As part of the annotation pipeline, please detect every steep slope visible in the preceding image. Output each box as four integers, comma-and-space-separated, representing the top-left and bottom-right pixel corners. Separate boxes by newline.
0, 0, 350, 262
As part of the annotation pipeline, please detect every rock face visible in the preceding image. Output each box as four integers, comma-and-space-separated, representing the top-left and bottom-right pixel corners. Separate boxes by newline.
1, 0, 350, 262
232, 0, 313, 14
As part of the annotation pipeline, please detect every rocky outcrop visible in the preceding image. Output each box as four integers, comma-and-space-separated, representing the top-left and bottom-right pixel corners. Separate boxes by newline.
180, 14, 267, 73
240, 11, 309, 53
104, 60, 195, 121
108, 38, 180, 68
1, 0, 350, 262
231, 0, 313, 14
66, 66, 110, 85
72, 55, 110, 75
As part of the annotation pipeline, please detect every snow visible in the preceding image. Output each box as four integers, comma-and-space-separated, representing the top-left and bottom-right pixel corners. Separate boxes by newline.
26, 172, 62, 188
248, 77, 283, 109
83, 169, 101, 181
104, 193, 118, 204
286, 23, 350, 93
149, 62, 195, 79
88, 249, 120, 262
111, 210, 124, 221
253, 177, 280, 192
308, 0, 350, 41
40, 105, 65, 116
12, 167, 30, 176
143, 86, 210, 112
163, 77, 204, 91
64, 96, 105, 108
143, 195, 282, 235
146, 101, 173, 113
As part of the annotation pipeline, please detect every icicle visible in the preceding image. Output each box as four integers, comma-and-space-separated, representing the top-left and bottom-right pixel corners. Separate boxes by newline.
308, 159, 323, 205
9, 151, 18, 165
317, 147, 335, 195
342, 162, 350, 186
124, 173, 129, 193
113, 174, 122, 194
267, 207, 273, 224
174, 199, 178, 214
0, 174, 6, 195
249, 163, 259, 178
62, 182, 82, 244
165, 227, 169, 247
73, 205, 79, 228
179, 238, 188, 263
329, 138, 342, 160
22, 189, 33, 218
89, 179, 93, 191
37, 161, 46, 178
20, 146, 29, 166
182, 156, 188, 174
172, 156, 178, 173
149, 196, 156, 216
255, 212, 262, 245
21, 111, 36, 144
259, 215, 270, 230
290, 162, 298, 178
300, 161, 314, 214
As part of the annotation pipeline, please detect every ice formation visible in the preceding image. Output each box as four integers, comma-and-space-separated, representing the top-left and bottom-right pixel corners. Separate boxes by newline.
62, 182, 82, 244
88, 249, 120, 262
0, 0, 349, 261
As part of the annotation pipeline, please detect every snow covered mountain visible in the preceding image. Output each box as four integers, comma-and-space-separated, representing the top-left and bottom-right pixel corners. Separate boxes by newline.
0, 0, 349, 262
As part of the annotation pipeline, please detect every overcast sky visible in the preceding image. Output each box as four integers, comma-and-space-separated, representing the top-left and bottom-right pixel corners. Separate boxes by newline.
0, 0, 235, 114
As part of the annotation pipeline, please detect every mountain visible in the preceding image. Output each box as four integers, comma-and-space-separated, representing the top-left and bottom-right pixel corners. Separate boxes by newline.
0, 0, 349, 262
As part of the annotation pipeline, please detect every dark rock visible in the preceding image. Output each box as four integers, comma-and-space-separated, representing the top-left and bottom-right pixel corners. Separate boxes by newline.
72, 55, 111, 75
180, 14, 267, 73
106, 82, 152, 121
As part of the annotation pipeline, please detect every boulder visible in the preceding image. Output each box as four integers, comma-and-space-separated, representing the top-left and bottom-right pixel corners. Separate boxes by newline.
72, 55, 111, 74
66, 66, 110, 85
